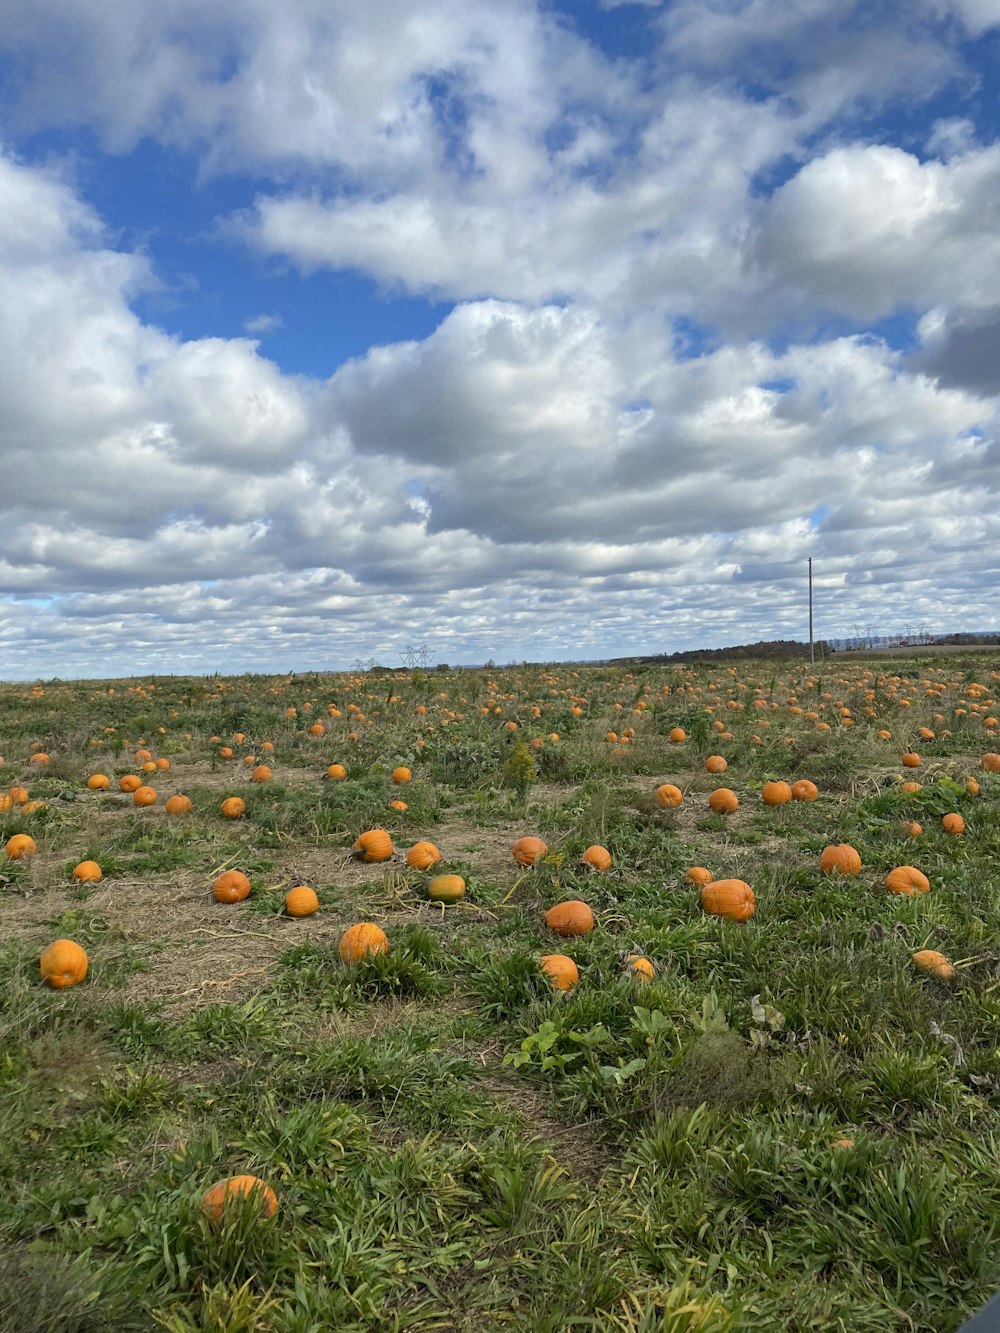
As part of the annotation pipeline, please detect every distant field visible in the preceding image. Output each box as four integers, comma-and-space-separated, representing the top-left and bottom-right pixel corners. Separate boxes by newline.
833, 643, 1000, 658
2, 657, 999, 1331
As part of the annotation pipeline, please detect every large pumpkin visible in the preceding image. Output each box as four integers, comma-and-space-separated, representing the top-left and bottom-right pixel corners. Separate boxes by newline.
353, 829, 394, 862
708, 788, 739, 814
202, 1175, 278, 1224
285, 884, 319, 917
884, 865, 930, 896
512, 836, 547, 866
213, 870, 251, 903
406, 841, 441, 870
539, 954, 579, 991
581, 845, 612, 871
339, 922, 389, 962
654, 784, 683, 808
40, 938, 89, 989
428, 874, 466, 903
4, 833, 37, 860
761, 781, 792, 806
699, 879, 755, 922
544, 900, 595, 937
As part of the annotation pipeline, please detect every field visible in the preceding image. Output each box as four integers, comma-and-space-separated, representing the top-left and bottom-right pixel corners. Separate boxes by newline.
2, 658, 1000, 1332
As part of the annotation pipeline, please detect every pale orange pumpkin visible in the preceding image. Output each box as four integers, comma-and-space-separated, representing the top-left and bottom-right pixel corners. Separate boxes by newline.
684, 866, 714, 887
911, 949, 956, 980
791, 779, 818, 802
708, 787, 739, 814
86, 774, 110, 790
119, 774, 142, 793
132, 785, 158, 807
705, 755, 728, 774
942, 813, 966, 835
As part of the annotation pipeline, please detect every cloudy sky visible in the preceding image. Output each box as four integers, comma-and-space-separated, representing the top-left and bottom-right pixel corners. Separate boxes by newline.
2, 0, 1000, 678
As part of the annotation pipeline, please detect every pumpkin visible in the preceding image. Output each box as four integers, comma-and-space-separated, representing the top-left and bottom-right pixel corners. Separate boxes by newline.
539, 954, 579, 991
8, 785, 29, 805
40, 938, 88, 989
831, 1138, 856, 1150
391, 766, 412, 784
135, 748, 153, 761
699, 879, 755, 922
285, 884, 319, 917
900, 820, 923, 838
155, 757, 170, 771
325, 763, 347, 781
132, 785, 158, 807
202, 1175, 278, 1224
761, 781, 792, 806
428, 874, 466, 903
218, 747, 234, 760
165, 794, 193, 815
581, 845, 612, 871
791, 779, 818, 802
819, 843, 862, 875
942, 812, 966, 835
220, 796, 246, 819
141, 761, 158, 775
684, 866, 714, 887
900, 781, 922, 794
339, 922, 389, 962
406, 841, 442, 870
901, 752, 921, 768
654, 784, 683, 808
353, 829, 394, 862
966, 778, 981, 796
389, 799, 408, 812
884, 865, 930, 895
982, 753, 1000, 772
705, 755, 728, 774
4, 833, 37, 859
669, 728, 686, 743
72, 860, 102, 883
627, 954, 655, 983
119, 774, 141, 792
213, 870, 251, 903
308, 723, 326, 737
29, 752, 49, 766
86, 774, 110, 790
250, 765, 272, 783
544, 900, 595, 937
512, 835, 548, 865
708, 787, 739, 814
911, 949, 956, 981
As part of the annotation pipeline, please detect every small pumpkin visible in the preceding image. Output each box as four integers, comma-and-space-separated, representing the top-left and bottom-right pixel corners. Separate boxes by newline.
900, 819, 923, 838
884, 865, 930, 896
654, 783, 683, 808
119, 774, 141, 792
132, 785, 158, 807
428, 874, 466, 903
40, 938, 89, 989
353, 829, 394, 862
4, 833, 37, 859
761, 780, 792, 806
819, 843, 862, 875
86, 774, 110, 790
213, 869, 251, 903
165, 794, 193, 815
539, 953, 579, 991
981, 752, 1000, 772
705, 755, 728, 774
901, 752, 921, 768
250, 764, 272, 783
202, 1175, 278, 1224
684, 866, 714, 887
325, 763, 347, 781
544, 899, 595, 937
942, 812, 966, 835
220, 796, 246, 819
72, 860, 102, 883
339, 922, 389, 962
911, 949, 956, 981
285, 884, 319, 917
791, 779, 818, 802
391, 766, 412, 784
669, 728, 686, 743
708, 787, 739, 814
406, 841, 442, 870
512, 835, 548, 865
699, 879, 755, 922
581, 845, 612, 871
627, 954, 655, 983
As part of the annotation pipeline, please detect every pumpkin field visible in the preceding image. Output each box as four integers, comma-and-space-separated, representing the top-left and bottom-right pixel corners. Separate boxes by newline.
3, 656, 1000, 1331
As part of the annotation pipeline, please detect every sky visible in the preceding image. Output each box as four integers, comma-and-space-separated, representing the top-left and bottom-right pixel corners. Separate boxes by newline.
2, 0, 1000, 679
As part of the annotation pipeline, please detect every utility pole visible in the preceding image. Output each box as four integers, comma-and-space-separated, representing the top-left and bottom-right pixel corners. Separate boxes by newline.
808, 557, 815, 666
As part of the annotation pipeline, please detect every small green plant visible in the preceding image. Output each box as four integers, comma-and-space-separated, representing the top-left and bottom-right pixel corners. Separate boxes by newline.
502, 739, 537, 797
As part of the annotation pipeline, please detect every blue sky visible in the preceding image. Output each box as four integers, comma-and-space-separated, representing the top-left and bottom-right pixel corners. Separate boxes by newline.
1, 0, 999, 678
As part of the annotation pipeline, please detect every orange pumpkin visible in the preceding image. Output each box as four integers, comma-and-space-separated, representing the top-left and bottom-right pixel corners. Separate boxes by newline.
119, 774, 142, 792
900, 819, 923, 838
213, 870, 251, 903
901, 752, 921, 768
684, 866, 714, 887
391, 766, 412, 784
325, 763, 347, 781
339, 922, 389, 962
911, 949, 956, 981
165, 794, 193, 815
705, 755, 728, 774
982, 753, 1000, 772
250, 764, 272, 783
669, 727, 686, 743
539, 953, 579, 991
708, 788, 739, 814
353, 829, 394, 862
72, 860, 102, 883
202, 1175, 278, 1224
285, 884, 319, 917
581, 845, 612, 871
626, 954, 655, 983
654, 783, 683, 808
39, 938, 89, 989
791, 779, 818, 802
220, 796, 246, 819
699, 879, 755, 922
406, 841, 442, 870
86, 774, 110, 790
819, 844, 862, 876
512, 835, 548, 865
132, 785, 158, 807
942, 813, 966, 835
428, 874, 466, 903
884, 866, 930, 896
761, 781, 792, 806
544, 900, 595, 937
4, 833, 37, 860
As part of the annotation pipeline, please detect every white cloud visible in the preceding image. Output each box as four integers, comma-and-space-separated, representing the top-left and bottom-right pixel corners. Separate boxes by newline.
244, 312, 283, 334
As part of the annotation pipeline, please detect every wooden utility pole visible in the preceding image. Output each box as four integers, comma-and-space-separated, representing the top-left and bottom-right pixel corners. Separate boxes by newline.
808, 557, 815, 666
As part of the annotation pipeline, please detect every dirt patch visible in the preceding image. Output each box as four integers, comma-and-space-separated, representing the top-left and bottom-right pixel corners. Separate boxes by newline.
475, 1067, 614, 1184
